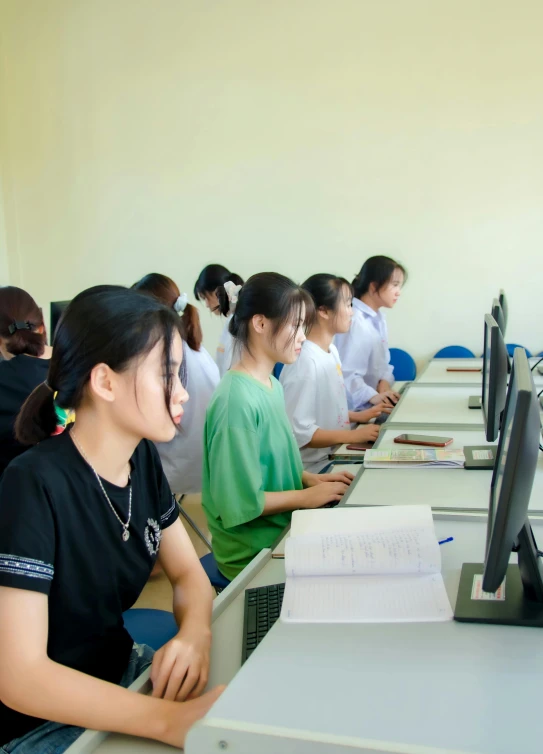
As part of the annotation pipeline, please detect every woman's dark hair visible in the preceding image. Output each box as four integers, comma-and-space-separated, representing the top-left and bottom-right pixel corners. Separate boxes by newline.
132, 272, 203, 352
193, 264, 244, 310
352, 255, 407, 298
0, 286, 47, 357
15, 285, 181, 446
302, 274, 352, 327
216, 272, 314, 353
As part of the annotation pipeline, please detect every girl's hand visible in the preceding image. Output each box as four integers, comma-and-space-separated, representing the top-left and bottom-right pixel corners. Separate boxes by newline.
370, 390, 399, 407
301, 482, 349, 508
351, 405, 392, 423
351, 424, 381, 444
315, 471, 355, 485
150, 626, 211, 702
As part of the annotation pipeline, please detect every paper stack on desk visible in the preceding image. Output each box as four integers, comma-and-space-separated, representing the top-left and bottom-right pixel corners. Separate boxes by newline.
364, 448, 465, 469
281, 505, 453, 624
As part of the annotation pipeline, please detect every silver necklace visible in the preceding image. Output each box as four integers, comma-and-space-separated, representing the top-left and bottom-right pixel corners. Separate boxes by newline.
71, 432, 132, 542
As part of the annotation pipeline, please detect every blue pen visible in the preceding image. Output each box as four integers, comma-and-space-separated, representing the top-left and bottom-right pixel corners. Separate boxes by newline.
439, 537, 454, 545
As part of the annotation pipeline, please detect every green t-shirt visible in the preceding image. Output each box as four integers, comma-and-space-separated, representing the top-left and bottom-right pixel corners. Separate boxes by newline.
202, 371, 304, 580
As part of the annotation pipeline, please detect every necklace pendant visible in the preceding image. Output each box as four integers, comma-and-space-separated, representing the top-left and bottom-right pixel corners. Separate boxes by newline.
122, 529, 130, 542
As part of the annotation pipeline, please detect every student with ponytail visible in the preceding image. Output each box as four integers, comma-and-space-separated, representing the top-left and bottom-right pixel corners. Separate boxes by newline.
133, 273, 220, 494
193, 264, 244, 376
280, 274, 392, 472
0, 286, 222, 753
202, 273, 354, 582
335, 255, 406, 411
0, 286, 52, 477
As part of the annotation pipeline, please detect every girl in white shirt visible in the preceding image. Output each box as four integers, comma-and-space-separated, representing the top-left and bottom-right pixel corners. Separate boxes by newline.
335, 256, 406, 412
133, 273, 220, 494
193, 265, 244, 376
280, 274, 392, 472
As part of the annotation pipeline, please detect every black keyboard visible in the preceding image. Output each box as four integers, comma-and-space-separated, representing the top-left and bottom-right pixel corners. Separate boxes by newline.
241, 583, 285, 663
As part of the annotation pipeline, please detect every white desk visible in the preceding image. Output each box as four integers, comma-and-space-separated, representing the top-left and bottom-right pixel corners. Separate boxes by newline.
417, 357, 543, 387
387, 384, 484, 427
184, 517, 543, 754
344, 425, 543, 515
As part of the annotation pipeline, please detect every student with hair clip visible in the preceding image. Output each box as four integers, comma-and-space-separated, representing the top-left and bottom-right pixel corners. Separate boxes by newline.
202, 273, 355, 581
133, 273, 220, 495
0, 286, 223, 753
0, 286, 53, 477
335, 255, 406, 412
193, 264, 244, 376
280, 274, 393, 472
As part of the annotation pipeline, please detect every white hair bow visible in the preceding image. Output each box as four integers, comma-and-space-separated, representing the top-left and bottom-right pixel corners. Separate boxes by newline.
224, 281, 242, 314
173, 293, 189, 314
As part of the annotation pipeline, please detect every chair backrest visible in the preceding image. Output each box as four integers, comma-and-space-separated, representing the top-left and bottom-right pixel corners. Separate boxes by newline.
389, 347, 416, 382
506, 344, 532, 358
272, 362, 285, 380
434, 345, 475, 359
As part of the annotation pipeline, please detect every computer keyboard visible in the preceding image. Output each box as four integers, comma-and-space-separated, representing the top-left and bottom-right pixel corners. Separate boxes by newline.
242, 582, 285, 663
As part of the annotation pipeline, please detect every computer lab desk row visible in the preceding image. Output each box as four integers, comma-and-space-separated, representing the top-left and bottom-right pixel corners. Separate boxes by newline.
68, 510, 543, 754
416, 357, 543, 386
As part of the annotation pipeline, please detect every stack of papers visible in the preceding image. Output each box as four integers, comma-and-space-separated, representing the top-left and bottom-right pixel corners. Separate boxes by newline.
364, 448, 465, 469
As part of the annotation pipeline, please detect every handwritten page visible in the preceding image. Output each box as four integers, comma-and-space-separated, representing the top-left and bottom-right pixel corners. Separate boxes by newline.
285, 526, 441, 578
289, 504, 434, 538
281, 573, 453, 623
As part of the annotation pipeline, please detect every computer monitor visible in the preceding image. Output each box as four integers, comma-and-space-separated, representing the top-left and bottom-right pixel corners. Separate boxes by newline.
455, 349, 543, 626
498, 289, 508, 332
464, 314, 509, 469
481, 314, 509, 443
50, 300, 70, 341
491, 298, 506, 337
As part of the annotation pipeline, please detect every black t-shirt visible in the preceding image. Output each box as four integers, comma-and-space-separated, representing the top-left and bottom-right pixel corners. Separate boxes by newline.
0, 430, 178, 744
0, 355, 50, 477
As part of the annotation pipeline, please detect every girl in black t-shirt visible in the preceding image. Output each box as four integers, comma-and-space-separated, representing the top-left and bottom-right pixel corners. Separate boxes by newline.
0, 286, 223, 753
0, 286, 53, 477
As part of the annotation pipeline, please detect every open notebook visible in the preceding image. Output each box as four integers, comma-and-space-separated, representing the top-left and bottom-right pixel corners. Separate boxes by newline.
281, 505, 453, 624
364, 448, 465, 469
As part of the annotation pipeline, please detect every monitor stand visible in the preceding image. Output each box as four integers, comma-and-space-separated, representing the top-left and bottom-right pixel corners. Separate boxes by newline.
468, 395, 482, 409
463, 444, 497, 470
454, 563, 543, 627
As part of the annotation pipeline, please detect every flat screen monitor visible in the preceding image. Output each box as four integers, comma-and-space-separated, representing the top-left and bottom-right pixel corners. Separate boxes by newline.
491, 298, 506, 338
50, 300, 70, 341
498, 289, 508, 331
482, 314, 509, 443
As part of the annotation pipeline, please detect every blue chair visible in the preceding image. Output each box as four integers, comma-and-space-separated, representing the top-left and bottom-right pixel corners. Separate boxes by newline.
389, 348, 416, 381
272, 363, 284, 380
200, 552, 230, 593
123, 608, 178, 650
506, 344, 532, 358
434, 346, 475, 358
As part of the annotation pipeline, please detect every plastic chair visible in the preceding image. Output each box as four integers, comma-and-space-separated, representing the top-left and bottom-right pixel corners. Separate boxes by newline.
389, 348, 416, 381
122, 608, 178, 650
272, 363, 284, 380
200, 552, 230, 593
433, 346, 475, 359
506, 344, 532, 358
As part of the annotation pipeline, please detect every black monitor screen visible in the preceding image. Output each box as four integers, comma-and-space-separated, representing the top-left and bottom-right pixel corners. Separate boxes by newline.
491, 298, 506, 338
483, 349, 541, 592
50, 300, 70, 341
482, 313, 508, 443
498, 289, 508, 331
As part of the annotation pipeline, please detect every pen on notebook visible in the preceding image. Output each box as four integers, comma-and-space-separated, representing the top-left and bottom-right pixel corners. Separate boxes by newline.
438, 537, 454, 545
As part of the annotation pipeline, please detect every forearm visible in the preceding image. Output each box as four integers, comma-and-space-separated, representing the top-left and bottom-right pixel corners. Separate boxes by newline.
377, 379, 392, 393
171, 565, 213, 636
2, 658, 177, 743
305, 428, 355, 448
263, 489, 307, 515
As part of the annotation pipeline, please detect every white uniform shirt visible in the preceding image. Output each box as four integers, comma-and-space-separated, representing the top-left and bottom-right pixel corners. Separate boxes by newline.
280, 340, 350, 472
334, 298, 394, 411
155, 343, 220, 494
216, 315, 240, 376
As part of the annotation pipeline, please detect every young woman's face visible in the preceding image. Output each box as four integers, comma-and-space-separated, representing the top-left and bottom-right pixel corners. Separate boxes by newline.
332, 285, 353, 334
377, 269, 404, 309
116, 331, 188, 443
273, 306, 307, 364
202, 291, 220, 315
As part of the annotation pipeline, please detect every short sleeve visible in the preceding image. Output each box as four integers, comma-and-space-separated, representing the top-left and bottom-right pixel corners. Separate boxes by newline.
0, 463, 56, 595
281, 360, 320, 448
147, 442, 178, 531
207, 426, 265, 529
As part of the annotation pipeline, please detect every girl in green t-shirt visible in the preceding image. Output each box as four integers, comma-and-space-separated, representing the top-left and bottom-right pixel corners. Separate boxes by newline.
202, 272, 354, 581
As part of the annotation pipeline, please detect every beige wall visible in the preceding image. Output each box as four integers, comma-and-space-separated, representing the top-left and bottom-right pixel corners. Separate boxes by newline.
1, 0, 542, 360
